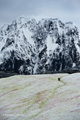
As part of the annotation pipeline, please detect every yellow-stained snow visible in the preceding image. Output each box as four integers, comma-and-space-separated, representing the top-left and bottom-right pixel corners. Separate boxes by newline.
0, 73, 80, 120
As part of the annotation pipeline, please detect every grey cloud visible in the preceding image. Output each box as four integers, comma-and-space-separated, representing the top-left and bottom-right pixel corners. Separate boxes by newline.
0, 0, 80, 31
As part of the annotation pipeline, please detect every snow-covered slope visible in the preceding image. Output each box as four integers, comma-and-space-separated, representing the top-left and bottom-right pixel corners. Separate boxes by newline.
0, 17, 80, 74
0, 73, 80, 120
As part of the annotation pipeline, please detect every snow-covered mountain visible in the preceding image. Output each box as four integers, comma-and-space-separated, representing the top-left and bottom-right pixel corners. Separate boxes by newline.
0, 17, 80, 74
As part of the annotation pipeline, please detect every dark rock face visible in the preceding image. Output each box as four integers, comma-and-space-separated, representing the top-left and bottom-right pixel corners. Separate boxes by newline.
0, 71, 17, 78
0, 17, 80, 74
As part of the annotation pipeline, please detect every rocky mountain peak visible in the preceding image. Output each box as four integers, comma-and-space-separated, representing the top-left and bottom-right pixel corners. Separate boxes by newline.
0, 17, 80, 74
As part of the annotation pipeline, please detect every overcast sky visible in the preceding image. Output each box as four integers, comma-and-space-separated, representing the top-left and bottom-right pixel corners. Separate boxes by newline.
0, 0, 80, 31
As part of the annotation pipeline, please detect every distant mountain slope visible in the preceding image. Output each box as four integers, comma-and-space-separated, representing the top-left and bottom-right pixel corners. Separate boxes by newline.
0, 17, 80, 74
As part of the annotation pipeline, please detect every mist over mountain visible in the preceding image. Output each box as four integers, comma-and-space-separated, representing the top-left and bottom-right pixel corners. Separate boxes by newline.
0, 17, 80, 74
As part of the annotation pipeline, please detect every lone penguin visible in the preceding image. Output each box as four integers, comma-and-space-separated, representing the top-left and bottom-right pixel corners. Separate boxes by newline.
58, 78, 60, 81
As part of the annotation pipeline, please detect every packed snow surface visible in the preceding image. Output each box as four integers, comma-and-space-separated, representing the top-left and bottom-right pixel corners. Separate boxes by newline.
0, 73, 80, 120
